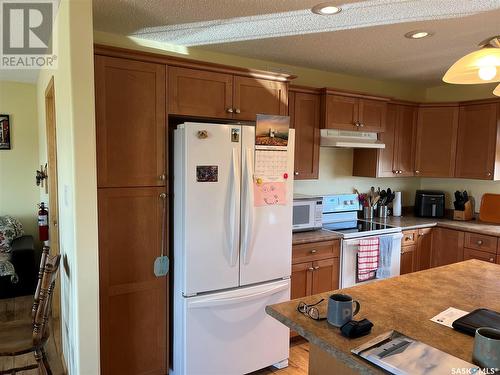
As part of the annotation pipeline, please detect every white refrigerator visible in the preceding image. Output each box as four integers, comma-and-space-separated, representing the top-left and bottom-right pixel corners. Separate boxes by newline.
173, 122, 295, 375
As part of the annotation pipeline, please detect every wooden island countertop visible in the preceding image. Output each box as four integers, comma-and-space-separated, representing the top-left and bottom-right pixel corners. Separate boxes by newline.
266, 260, 500, 375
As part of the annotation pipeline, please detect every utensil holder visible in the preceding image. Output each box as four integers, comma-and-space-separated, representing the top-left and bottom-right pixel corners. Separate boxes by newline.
363, 207, 374, 219
378, 206, 389, 218
453, 201, 473, 221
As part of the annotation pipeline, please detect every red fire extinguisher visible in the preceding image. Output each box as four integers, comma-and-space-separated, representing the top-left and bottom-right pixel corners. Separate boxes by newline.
38, 202, 49, 242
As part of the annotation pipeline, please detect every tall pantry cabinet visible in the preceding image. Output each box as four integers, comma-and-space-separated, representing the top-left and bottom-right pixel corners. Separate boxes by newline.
95, 55, 168, 375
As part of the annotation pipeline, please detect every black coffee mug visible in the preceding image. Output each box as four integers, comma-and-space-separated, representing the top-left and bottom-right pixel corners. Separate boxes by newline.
327, 294, 360, 327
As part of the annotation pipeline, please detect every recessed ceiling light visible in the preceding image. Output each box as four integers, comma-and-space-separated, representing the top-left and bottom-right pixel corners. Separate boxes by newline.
405, 30, 433, 39
312, 2, 342, 15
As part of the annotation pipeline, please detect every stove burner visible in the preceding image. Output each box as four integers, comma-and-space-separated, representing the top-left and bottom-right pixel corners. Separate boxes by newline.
323, 220, 396, 234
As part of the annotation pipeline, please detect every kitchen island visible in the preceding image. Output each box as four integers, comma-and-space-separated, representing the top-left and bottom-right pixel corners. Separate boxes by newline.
266, 260, 500, 374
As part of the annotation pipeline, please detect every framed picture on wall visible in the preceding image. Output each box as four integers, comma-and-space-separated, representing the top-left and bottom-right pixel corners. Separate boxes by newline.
0, 115, 10, 150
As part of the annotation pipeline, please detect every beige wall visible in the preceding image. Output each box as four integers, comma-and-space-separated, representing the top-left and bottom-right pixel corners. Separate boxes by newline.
294, 148, 420, 206
37, 1, 99, 374
0, 81, 39, 236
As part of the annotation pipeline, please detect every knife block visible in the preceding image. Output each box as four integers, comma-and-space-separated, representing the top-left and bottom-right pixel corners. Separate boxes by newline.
453, 201, 473, 221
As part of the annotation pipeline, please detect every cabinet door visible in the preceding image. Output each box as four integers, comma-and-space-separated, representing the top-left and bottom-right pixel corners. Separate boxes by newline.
311, 258, 339, 294
376, 103, 397, 177
292, 92, 320, 179
415, 106, 459, 177
394, 105, 417, 176
416, 228, 433, 271
400, 245, 416, 275
463, 248, 497, 263
233, 76, 288, 121
431, 228, 464, 267
98, 187, 168, 375
291, 262, 313, 300
455, 103, 498, 180
168, 67, 233, 118
358, 99, 387, 132
324, 95, 359, 130
95, 56, 166, 188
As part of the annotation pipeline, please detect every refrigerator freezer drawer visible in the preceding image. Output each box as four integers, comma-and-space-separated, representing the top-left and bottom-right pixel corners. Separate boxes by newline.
175, 279, 290, 375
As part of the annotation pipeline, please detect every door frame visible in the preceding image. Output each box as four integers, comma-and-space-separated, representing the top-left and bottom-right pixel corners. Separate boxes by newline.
44, 76, 64, 360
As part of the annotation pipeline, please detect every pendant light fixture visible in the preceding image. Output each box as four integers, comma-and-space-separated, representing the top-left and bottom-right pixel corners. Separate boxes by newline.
494, 84, 500, 97
443, 36, 500, 84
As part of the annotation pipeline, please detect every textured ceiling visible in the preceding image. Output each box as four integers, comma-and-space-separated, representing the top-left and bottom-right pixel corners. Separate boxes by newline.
92, 0, 500, 84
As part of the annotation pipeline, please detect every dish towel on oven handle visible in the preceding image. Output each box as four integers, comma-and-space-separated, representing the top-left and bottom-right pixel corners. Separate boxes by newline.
376, 235, 393, 279
357, 237, 380, 282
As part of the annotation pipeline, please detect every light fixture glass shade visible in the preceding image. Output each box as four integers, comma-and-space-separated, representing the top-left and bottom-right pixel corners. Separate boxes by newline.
494, 84, 500, 97
443, 47, 500, 84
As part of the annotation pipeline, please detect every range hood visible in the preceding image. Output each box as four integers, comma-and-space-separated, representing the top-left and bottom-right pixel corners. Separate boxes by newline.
320, 129, 385, 149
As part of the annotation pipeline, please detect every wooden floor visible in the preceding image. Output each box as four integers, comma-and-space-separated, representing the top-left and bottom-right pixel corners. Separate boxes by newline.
0, 295, 65, 375
251, 338, 309, 375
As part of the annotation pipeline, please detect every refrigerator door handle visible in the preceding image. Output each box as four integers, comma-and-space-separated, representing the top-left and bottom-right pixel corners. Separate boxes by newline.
241, 148, 255, 265
228, 147, 239, 267
188, 282, 289, 309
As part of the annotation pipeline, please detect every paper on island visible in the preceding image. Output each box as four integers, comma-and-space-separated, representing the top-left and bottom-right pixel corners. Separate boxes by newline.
430, 307, 469, 328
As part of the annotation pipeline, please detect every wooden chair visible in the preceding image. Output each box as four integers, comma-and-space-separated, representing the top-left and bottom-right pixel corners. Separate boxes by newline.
0, 249, 61, 375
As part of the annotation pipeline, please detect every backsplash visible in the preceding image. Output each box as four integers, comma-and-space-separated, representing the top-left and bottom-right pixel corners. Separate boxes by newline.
420, 178, 500, 213
293, 148, 420, 206
293, 148, 500, 214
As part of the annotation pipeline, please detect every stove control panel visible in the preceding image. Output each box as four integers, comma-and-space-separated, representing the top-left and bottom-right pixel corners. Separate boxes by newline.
323, 193, 359, 213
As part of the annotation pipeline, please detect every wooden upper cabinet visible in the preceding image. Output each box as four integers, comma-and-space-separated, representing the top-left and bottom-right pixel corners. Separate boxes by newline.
323, 92, 388, 132
323, 95, 359, 130
95, 56, 166, 188
352, 103, 416, 178
431, 228, 464, 267
232, 76, 288, 120
358, 99, 387, 132
415, 105, 459, 177
290, 89, 320, 180
394, 105, 417, 176
168, 67, 233, 118
455, 103, 499, 180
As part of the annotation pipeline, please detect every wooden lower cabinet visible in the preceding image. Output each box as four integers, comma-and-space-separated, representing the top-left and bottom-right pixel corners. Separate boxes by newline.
463, 248, 497, 263
416, 228, 433, 271
400, 244, 416, 275
291, 240, 340, 337
431, 228, 464, 267
98, 187, 168, 375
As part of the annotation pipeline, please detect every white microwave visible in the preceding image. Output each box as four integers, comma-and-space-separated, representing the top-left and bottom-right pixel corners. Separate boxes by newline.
292, 196, 323, 232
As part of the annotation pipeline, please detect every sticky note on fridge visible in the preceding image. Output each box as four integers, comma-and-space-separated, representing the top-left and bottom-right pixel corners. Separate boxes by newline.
254, 182, 287, 206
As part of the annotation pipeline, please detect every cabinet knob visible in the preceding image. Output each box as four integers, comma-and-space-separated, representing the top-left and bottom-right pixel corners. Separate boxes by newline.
477, 240, 483, 245
310, 249, 317, 254
235, 108, 241, 114
226, 108, 234, 113
294, 171, 299, 176
489, 257, 495, 262
313, 266, 320, 270
159, 192, 167, 199
419, 233, 424, 236
307, 267, 314, 271
487, 172, 492, 177
159, 174, 166, 181
354, 121, 360, 127
359, 123, 365, 127
415, 170, 420, 174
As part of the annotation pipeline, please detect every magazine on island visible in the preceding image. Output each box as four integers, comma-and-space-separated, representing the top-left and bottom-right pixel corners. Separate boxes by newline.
351, 330, 483, 375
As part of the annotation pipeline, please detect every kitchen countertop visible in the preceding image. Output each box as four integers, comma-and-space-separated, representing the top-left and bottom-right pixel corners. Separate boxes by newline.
371, 215, 500, 237
267, 260, 500, 374
292, 229, 342, 245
